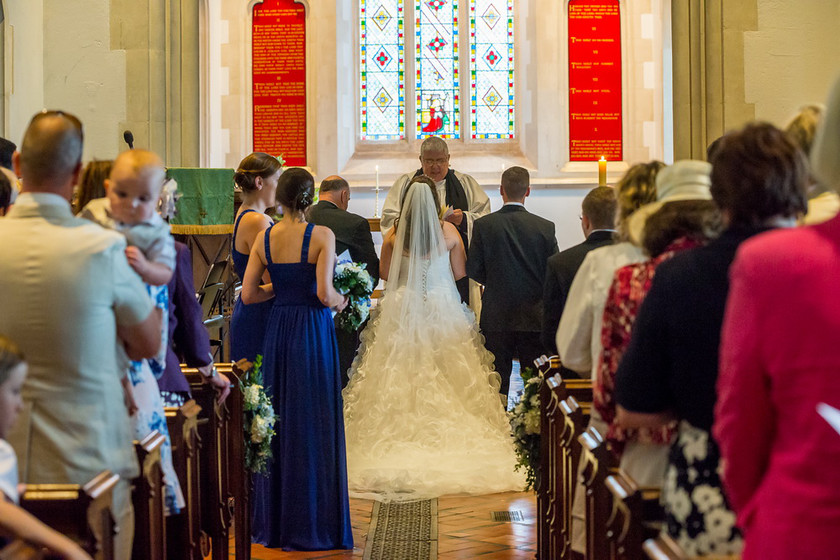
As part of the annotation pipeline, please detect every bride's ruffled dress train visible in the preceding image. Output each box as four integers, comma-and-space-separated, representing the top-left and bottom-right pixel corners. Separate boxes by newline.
343, 261, 525, 502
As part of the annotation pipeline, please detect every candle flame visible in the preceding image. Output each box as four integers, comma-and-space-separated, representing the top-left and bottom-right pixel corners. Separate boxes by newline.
599, 156, 606, 162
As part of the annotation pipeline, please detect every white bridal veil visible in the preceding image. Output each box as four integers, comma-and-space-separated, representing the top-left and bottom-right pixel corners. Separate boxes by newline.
342, 177, 524, 502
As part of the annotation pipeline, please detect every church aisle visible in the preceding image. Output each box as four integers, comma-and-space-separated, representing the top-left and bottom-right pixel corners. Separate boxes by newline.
245, 491, 536, 559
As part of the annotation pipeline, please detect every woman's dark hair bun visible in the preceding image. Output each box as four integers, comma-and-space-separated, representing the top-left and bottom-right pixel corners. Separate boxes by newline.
234, 170, 258, 192
235, 152, 283, 193
276, 167, 315, 212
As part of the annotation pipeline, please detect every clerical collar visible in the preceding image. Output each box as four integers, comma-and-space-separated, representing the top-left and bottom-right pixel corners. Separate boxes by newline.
503, 202, 525, 208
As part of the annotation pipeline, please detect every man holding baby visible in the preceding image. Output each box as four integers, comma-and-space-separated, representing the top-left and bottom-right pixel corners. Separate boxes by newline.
0, 110, 162, 559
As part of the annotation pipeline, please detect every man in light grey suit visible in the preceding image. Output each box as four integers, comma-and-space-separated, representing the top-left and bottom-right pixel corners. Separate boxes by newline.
0, 110, 162, 559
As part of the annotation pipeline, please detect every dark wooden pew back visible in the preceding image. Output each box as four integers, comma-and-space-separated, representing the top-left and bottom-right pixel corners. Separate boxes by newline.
19, 470, 119, 560
580, 426, 619, 560
165, 400, 205, 560
132, 431, 166, 560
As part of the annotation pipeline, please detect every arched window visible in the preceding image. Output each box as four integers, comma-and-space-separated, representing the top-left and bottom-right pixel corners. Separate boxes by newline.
360, 0, 514, 141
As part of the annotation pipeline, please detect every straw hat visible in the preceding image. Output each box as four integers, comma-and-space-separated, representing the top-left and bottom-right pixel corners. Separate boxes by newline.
627, 160, 713, 245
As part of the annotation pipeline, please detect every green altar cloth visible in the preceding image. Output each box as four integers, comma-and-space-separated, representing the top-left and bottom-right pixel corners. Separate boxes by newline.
167, 167, 235, 234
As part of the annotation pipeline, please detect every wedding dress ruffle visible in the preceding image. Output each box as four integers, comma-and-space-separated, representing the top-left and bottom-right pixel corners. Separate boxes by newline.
343, 254, 525, 502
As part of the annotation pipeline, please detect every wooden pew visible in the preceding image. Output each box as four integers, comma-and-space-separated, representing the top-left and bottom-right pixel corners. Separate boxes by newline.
558, 395, 586, 560
182, 362, 241, 560
19, 470, 119, 560
181, 360, 252, 560
642, 533, 740, 560
534, 354, 552, 376
132, 431, 166, 560
227, 360, 253, 560
643, 533, 685, 560
165, 401, 205, 560
580, 426, 619, 560
539, 373, 562, 560
605, 471, 662, 560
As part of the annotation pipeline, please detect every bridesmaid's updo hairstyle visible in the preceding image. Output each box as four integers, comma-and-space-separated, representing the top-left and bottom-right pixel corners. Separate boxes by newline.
234, 152, 283, 193
276, 167, 315, 212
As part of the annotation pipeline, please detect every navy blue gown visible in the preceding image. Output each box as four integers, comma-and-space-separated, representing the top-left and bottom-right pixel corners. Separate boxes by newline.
230, 209, 274, 362
251, 222, 354, 550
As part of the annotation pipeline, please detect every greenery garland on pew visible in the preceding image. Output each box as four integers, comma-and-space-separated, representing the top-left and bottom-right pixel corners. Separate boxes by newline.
240, 355, 279, 474
509, 367, 542, 491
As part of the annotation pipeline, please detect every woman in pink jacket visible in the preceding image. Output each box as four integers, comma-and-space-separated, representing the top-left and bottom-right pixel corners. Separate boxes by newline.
715, 76, 840, 559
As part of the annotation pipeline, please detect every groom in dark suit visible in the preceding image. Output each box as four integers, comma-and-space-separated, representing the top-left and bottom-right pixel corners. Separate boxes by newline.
467, 166, 559, 397
308, 175, 379, 386
541, 186, 616, 355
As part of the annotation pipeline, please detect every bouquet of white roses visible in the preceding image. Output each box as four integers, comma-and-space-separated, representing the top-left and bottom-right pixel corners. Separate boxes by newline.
333, 259, 374, 333
509, 367, 542, 491
240, 355, 278, 475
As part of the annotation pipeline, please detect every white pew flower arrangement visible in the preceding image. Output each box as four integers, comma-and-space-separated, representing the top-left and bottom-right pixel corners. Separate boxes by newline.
509, 367, 542, 491
240, 355, 278, 474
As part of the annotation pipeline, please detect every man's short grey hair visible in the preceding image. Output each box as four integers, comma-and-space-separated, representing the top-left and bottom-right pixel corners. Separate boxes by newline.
319, 176, 350, 193
420, 136, 449, 157
20, 113, 83, 187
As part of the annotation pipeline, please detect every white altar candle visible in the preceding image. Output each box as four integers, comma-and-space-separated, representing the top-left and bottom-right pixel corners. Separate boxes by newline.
374, 165, 381, 218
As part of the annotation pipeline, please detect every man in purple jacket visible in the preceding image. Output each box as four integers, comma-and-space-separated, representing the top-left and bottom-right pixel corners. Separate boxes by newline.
160, 241, 230, 406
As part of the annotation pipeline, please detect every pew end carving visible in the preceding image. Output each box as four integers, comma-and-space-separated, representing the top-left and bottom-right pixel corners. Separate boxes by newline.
165, 400, 205, 560
18, 470, 119, 560
132, 430, 166, 560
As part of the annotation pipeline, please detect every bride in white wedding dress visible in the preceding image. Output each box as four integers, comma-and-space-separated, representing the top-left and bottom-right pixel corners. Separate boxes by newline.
343, 176, 524, 501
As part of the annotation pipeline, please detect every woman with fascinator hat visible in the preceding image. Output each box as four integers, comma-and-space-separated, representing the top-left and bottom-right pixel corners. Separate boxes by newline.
342, 175, 523, 502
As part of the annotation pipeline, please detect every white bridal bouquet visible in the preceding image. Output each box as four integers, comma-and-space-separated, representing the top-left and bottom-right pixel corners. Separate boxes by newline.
240, 355, 278, 474
333, 252, 375, 333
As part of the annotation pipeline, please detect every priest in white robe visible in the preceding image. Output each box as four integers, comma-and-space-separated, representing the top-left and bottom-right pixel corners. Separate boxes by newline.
380, 136, 490, 307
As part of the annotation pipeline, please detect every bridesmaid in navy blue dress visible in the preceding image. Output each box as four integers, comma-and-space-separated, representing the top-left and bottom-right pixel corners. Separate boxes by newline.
242, 168, 353, 550
230, 153, 282, 362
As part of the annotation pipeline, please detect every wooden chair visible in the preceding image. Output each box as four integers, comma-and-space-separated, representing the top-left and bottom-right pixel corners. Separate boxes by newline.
19, 470, 119, 560
183, 363, 238, 560
132, 431, 166, 560
165, 400, 205, 560
604, 471, 662, 560
558, 395, 587, 560
580, 426, 619, 560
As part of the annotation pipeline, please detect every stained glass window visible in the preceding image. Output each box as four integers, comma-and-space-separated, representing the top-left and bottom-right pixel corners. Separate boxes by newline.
469, 0, 514, 139
415, 0, 459, 138
361, 0, 405, 140
359, 0, 514, 141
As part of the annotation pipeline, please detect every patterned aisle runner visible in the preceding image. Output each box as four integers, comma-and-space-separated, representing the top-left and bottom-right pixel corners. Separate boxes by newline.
363, 499, 438, 560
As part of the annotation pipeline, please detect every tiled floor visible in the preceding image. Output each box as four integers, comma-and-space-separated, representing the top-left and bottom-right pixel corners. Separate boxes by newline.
245, 363, 533, 559
246, 491, 536, 559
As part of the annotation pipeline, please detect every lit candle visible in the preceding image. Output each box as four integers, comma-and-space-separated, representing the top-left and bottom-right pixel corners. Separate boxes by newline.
598, 156, 607, 186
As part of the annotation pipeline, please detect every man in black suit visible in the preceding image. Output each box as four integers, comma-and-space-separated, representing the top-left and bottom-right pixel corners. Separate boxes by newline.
542, 186, 616, 355
307, 175, 379, 386
467, 166, 559, 397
